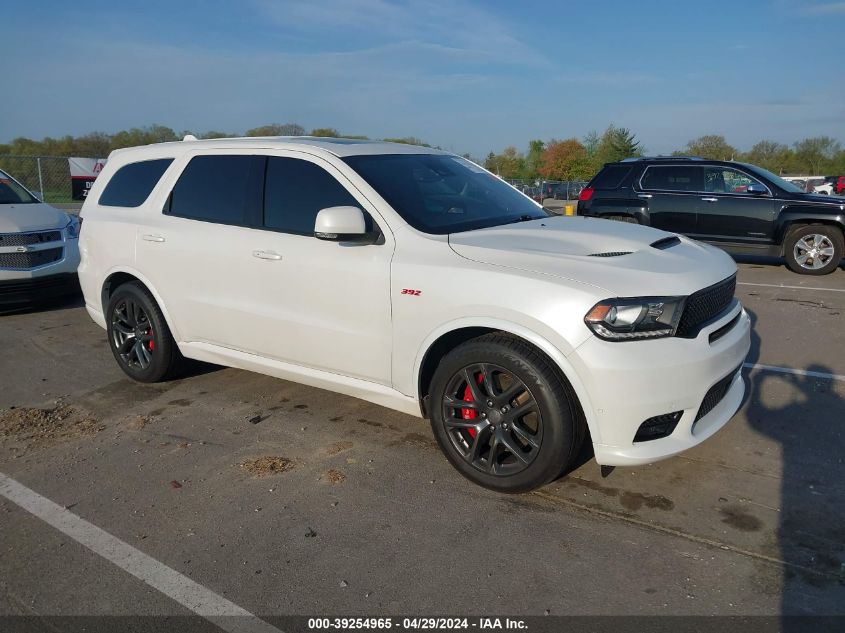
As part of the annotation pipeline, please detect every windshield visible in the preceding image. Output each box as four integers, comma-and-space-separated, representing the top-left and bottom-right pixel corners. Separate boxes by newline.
343, 154, 548, 234
0, 169, 38, 204
741, 163, 803, 194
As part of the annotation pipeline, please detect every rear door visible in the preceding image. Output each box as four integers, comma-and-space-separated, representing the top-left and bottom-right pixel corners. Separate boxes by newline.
695, 166, 775, 244
636, 164, 701, 233
135, 151, 266, 347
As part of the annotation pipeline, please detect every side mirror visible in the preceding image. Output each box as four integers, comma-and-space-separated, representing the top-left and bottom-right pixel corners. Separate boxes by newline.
314, 206, 378, 243
746, 183, 768, 196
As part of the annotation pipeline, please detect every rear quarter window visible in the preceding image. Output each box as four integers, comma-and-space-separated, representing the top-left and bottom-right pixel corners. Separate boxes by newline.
99, 159, 173, 207
590, 165, 633, 189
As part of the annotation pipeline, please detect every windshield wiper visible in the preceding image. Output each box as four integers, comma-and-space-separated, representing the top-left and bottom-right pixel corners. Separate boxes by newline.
510, 214, 544, 224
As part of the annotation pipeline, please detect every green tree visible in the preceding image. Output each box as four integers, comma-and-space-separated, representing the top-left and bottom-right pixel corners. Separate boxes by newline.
311, 127, 340, 137
523, 139, 545, 180
596, 125, 642, 163
382, 136, 430, 146
793, 136, 840, 175
678, 135, 736, 160
246, 123, 305, 136
742, 140, 793, 174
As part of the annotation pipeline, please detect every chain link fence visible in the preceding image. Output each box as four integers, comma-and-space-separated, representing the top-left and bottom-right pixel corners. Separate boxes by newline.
0, 155, 85, 204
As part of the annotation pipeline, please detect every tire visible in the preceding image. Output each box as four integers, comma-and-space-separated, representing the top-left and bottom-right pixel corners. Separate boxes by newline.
106, 281, 184, 382
607, 215, 639, 224
429, 333, 585, 493
784, 225, 844, 275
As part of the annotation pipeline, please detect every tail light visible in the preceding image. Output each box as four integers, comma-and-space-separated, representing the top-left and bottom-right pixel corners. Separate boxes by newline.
578, 187, 594, 201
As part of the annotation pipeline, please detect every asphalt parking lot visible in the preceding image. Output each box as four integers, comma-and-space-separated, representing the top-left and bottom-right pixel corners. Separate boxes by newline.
1, 257, 844, 627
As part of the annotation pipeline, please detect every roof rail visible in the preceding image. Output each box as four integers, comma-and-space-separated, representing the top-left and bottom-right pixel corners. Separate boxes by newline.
619, 156, 704, 162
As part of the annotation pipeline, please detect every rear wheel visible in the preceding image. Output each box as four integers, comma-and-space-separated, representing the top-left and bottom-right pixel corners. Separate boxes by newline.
429, 333, 585, 493
106, 281, 183, 382
784, 225, 843, 275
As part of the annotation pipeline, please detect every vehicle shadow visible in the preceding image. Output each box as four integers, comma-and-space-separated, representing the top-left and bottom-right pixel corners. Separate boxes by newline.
0, 292, 84, 317
731, 253, 845, 272
743, 308, 845, 619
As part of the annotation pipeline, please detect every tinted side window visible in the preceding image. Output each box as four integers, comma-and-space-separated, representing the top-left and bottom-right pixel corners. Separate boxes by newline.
168, 155, 260, 225
591, 165, 632, 189
264, 157, 360, 235
99, 159, 173, 207
704, 167, 764, 194
640, 166, 702, 192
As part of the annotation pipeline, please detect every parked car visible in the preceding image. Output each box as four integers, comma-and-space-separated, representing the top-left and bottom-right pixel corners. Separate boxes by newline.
577, 157, 845, 275
812, 176, 844, 196
0, 168, 81, 305
553, 181, 588, 200
78, 138, 750, 492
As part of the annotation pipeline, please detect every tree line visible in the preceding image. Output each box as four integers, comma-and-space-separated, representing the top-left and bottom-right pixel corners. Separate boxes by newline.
484, 128, 845, 182
2, 122, 843, 180
0, 123, 431, 158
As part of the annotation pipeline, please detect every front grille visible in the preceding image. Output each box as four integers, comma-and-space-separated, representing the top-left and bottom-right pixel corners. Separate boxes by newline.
0, 231, 61, 246
634, 411, 682, 442
676, 275, 736, 338
0, 248, 63, 270
694, 366, 741, 424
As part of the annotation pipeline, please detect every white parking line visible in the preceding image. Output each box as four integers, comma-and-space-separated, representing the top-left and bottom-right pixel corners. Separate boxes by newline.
738, 282, 845, 293
0, 472, 283, 633
743, 362, 845, 382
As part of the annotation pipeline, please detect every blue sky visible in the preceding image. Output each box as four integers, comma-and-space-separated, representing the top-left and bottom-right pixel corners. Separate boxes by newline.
4, 0, 844, 157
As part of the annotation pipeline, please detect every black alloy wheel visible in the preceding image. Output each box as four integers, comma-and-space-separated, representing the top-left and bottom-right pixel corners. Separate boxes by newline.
441, 363, 542, 476
111, 296, 155, 371
429, 333, 584, 493
106, 281, 183, 382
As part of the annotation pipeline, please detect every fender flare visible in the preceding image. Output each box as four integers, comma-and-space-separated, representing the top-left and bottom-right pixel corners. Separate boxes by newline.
413, 317, 601, 444
101, 265, 183, 343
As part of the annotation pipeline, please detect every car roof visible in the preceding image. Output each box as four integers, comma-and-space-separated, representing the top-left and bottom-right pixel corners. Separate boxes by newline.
108, 136, 450, 161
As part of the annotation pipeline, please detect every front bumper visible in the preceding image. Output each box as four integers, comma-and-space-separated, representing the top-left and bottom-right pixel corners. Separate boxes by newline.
0, 236, 81, 306
0, 273, 81, 306
569, 301, 751, 466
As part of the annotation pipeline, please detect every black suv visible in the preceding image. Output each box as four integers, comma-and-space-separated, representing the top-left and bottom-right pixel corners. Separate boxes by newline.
577, 157, 845, 275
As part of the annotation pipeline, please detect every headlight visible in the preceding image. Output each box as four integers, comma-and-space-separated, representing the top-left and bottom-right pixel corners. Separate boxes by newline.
584, 296, 684, 341
65, 215, 81, 239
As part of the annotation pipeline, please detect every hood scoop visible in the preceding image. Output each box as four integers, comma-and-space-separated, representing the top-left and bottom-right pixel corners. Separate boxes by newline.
650, 236, 681, 250
588, 251, 633, 257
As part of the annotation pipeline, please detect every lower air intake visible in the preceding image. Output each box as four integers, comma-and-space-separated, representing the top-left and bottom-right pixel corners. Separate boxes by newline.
634, 411, 682, 442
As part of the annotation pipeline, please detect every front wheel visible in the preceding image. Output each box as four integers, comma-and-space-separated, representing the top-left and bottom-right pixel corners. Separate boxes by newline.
784, 225, 843, 275
429, 333, 585, 493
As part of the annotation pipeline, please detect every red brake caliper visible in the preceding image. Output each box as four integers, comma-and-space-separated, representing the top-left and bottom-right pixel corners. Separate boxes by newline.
461, 373, 484, 438
147, 328, 155, 352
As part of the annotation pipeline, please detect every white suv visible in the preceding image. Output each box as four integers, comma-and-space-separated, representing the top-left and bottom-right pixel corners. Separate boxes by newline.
1, 168, 81, 306
78, 137, 751, 492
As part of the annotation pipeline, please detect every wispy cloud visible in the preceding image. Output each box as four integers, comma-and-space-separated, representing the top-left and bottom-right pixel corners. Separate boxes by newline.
254, 0, 549, 67
799, 2, 845, 15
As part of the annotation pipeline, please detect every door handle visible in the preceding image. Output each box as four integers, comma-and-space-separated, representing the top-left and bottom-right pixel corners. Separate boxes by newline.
252, 250, 282, 261
700, 197, 719, 203
142, 234, 165, 242
637, 193, 652, 199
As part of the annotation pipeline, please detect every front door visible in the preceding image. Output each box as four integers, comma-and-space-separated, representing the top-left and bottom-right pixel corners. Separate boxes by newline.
237, 154, 394, 384
694, 166, 776, 244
